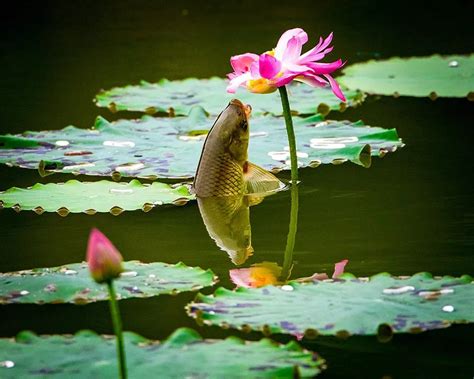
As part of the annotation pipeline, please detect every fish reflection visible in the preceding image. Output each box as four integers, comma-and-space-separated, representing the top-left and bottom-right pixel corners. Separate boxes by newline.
197, 195, 254, 265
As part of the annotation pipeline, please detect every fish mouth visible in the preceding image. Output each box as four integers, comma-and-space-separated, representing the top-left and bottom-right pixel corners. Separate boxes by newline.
230, 99, 252, 118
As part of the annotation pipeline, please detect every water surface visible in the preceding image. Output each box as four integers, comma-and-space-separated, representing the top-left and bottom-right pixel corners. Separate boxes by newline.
1, 1, 473, 378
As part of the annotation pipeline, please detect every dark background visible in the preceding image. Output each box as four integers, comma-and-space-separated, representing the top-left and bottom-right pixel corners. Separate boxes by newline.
1, 1, 474, 378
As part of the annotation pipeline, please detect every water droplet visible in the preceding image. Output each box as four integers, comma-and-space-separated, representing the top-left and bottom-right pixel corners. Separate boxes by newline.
268, 151, 289, 161
103, 141, 136, 148
154, 200, 164, 206
132, 286, 139, 292
440, 288, 454, 294
114, 163, 145, 172
311, 136, 358, 144
55, 140, 69, 147
148, 274, 156, 279
0, 360, 15, 368
310, 143, 346, 149
314, 121, 328, 128
448, 60, 459, 68
442, 305, 454, 312
250, 131, 268, 137
120, 271, 138, 278
179, 135, 207, 141
19, 290, 29, 296
383, 285, 415, 295
281, 285, 294, 291
63, 163, 95, 171
64, 270, 77, 275
109, 188, 134, 194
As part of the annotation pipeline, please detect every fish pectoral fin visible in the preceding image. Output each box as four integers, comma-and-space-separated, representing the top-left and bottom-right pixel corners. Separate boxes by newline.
246, 195, 264, 207
244, 161, 282, 195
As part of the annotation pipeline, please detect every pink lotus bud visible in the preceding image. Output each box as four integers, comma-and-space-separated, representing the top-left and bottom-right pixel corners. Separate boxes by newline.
86, 228, 124, 283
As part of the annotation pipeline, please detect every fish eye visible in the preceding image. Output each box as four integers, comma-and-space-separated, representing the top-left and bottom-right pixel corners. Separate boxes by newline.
240, 120, 248, 131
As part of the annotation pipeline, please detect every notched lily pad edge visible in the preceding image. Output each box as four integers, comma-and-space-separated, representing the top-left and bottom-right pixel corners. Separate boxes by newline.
94, 76, 367, 116
341, 54, 474, 100
186, 271, 474, 341
0, 179, 195, 217
1, 327, 326, 376
0, 260, 219, 305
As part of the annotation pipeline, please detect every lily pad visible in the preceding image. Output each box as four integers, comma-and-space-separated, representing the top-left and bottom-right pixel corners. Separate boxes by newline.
95, 76, 365, 116
339, 54, 474, 99
187, 273, 474, 338
0, 261, 216, 304
0, 108, 403, 180
0, 328, 324, 378
0, 180, 194, 215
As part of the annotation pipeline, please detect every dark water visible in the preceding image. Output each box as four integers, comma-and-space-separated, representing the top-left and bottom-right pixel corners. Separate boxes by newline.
1, 1, 474, 378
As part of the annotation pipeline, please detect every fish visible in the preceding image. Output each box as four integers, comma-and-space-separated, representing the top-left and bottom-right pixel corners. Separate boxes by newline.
194, 99, 283, 265
193, 98, 282, 197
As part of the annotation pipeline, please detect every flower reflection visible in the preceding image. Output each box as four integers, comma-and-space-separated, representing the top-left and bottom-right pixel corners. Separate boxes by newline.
230, 259, 349, 288
229, 262, 282, 288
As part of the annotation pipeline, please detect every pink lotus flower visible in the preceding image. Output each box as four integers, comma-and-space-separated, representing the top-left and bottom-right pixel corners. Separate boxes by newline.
86, 228, 124, 283
227, 28, 346, 101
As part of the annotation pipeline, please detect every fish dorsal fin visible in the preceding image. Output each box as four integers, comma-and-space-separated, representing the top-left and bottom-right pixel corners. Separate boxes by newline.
244, 161, 282, 195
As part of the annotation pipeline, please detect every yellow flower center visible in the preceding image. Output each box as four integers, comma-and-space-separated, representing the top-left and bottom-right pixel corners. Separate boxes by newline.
247, 78, 277, 94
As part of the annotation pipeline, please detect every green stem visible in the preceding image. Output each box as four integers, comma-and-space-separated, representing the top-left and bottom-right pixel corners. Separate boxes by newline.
281, 181, 299, 281
278, 86, 298, 184
107, 280, 127, 379
278, 86, 299, 281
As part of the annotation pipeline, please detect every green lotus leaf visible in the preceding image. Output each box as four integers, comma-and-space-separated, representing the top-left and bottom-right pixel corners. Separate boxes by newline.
0, 261, 215, 304
0, 108, 403, 180
187, 273, 474, 338
0, 328, 324, 378
0, 180, 194, 215
339, 54, 474, 99
95, 76, 365, 116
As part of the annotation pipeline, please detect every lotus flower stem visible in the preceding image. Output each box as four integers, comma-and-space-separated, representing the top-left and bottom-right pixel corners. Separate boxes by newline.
278, 86, 298, 185
279, 85, 299, 280
281, 181, 299, 281
107, 280, 127, 379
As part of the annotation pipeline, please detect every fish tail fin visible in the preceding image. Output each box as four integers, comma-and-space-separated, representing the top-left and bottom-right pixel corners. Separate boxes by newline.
244, 161, 283, 195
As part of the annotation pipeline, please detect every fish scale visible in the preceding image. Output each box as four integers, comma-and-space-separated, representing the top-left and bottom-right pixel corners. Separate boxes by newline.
195, 151, 245, 197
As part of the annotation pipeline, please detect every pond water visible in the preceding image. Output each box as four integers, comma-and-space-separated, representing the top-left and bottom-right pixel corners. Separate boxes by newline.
1, 1, 473, 378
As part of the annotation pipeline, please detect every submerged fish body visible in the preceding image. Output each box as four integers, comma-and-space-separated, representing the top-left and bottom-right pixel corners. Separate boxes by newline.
193, 99, 281, 197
